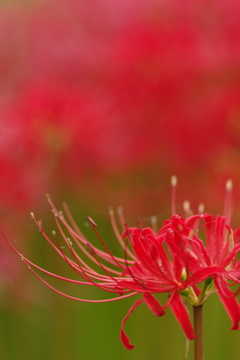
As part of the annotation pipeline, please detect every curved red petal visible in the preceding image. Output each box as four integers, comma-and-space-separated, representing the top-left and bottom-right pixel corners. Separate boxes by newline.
170, 292, 196, 340
215, 277, 240, 330
120, 299, 144, 350
190, 266, 229, 284
143, 293, 165, 316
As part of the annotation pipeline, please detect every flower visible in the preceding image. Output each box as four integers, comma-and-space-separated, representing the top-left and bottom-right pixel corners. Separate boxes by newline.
161, 179, 240, 330
4, 177, 240, 348
5, 186, 196, 349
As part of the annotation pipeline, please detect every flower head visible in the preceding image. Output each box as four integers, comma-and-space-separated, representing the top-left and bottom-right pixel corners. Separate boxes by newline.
4, 178, 240, 349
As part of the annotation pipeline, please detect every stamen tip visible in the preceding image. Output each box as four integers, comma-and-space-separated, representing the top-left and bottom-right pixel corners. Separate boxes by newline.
198, 203, 204, 214
171, 175, 177, 187
87, 216, 97, 227
117, 206, 123, 215
30, 212, 35, 219
151, 216, 157, 224
51, 209, 58, 217
226, 179, 233, 192
67, 238, 73, 246
183, 200, 190, 212
37, 219, 43, 233
109, 206, 114, 215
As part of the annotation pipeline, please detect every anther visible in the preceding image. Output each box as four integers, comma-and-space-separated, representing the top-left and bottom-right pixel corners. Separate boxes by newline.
67, 238, 73, 246
51, 209, 58, 217
117, 206, 123, 215
151, 216, 157, 225
151, 216, 157, 233
37, 219, 43, 233
171, 175, 177, 215
171, 175, 177, 187
198, 203, 204, 214
183, 200, 190, 213
108, 206, 114, 216
30, 212, 35, 219
87, 216, 97, 228
226, 179, 233, 192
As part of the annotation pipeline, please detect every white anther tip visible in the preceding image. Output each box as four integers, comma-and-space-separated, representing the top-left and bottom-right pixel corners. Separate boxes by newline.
108, 206, 114, 215
67, 238, 73, 246
151, 216, 157, 224
87, 216, 97, 227
183, 200, 190, 212
117, 206, 123, 214
171, 175, 177, 187
226, 179, 233, 192
198, 203, 205, 214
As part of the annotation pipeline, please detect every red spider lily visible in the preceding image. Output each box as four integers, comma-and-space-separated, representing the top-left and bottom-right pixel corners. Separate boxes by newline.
160, 180, 240, 330
4, 177, 240, 348
4, 184, 197, 350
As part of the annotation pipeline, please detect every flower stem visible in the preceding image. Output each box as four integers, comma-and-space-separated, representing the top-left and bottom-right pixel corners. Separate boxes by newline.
193, 305, 204, 360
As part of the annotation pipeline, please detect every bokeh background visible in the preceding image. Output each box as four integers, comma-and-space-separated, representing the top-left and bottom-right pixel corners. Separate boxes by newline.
1, 0, 240, 359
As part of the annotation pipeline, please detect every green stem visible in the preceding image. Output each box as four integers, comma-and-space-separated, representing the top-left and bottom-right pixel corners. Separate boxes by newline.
193, 305, 204, 360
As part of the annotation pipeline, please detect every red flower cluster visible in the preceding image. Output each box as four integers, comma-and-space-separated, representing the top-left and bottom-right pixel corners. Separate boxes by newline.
5, 178, 240, 349
2, 0, 240, 212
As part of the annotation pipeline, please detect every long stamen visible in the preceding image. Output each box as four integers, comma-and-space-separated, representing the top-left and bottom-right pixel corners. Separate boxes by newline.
1, 228, 123, 289
117, 206, 128, 231
122, 235, 146, 290
224, 179, 233, 225
85, 242, 121, 286
171, 175, 177, 215
151, 216, 158, 234
54, 233, 127, 294
183, 201, 192, 218
109, 207, 136, 260
48, 196, 133, 266
62, 202, 87, 239
54, 216, 123, 276
87, 217, 127, 272
24, 260, 138, 303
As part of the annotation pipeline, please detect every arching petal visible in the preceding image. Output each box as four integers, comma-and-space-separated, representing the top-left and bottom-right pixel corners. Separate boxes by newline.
170, 292, 196, 340
215, 277, 240, 330
120, 299, 144, 350
143, 293, 165, 316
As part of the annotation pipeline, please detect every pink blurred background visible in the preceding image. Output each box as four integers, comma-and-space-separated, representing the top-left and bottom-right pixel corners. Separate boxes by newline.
1, 1, 240, 359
